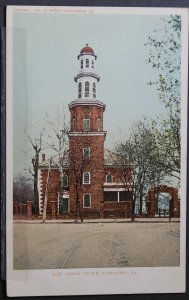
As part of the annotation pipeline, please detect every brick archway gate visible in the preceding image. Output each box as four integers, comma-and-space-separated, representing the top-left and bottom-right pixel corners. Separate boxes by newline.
147, 185, 180, 218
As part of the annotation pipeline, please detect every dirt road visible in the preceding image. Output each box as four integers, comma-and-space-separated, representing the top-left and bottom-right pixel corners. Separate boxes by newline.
13, 222, 180, 269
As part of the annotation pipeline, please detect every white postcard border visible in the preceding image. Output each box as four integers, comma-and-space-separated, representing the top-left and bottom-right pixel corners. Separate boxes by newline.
6, 5, 188, 296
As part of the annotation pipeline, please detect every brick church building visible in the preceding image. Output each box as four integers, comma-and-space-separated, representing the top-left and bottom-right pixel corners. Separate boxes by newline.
37, 45, 133, 219
36, 45, 180, 219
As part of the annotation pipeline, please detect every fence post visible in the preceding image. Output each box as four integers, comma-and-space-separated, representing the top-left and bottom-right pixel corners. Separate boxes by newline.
27, 201, 33, 219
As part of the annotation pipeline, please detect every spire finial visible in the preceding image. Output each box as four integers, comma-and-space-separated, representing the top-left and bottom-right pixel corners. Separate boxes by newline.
86, 43, 88, 47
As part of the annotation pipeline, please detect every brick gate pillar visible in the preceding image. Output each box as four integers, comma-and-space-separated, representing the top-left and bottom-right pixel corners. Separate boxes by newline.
148, 190, 156, 218
27, 201, 33, 219
172, 188, 179, 217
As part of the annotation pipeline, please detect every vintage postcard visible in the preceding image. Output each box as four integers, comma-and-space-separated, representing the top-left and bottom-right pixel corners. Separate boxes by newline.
6, 6, 188, 296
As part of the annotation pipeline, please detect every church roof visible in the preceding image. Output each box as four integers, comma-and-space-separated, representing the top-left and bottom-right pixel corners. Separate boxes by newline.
80, 44, 94, 55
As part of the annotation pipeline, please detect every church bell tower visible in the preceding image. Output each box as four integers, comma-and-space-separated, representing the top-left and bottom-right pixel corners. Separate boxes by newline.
68, 45, 106, 217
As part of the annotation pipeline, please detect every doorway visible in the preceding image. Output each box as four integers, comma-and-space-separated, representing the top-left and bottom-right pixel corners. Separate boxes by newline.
156, 192, 170, 217
59, 197, 69, 214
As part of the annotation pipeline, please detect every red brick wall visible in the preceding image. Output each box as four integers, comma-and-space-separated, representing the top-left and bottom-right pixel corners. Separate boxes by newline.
41, 168, 60, 214
147, 186, 180, 218
104, 201, 132, 218
39, 164, 133, 218
69, 134, 105, 217
70, 105, 104, 131
104, 166, 132, 185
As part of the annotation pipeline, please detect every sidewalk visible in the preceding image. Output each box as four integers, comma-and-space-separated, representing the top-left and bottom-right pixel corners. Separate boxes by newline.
13, 217, 180, 224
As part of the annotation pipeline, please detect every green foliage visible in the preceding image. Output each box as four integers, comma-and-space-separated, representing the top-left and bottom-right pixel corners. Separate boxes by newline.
112, 16, 181, 214
145, 15, 181, 115
151, 116, 180, 179
145, 15, 181, 177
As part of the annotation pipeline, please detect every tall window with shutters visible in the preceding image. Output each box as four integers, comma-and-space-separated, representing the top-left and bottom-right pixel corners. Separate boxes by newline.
78, 82, 82, 98
93, 83, 96, 98
85, 81, 89, 97
83, 172, 91, 184
83, 116, 90, 131
86, 59, 89, 68
73, 118, 76, 131
83, 147, 90, 159
83, 193, 91, 208
106, 174, 113, 183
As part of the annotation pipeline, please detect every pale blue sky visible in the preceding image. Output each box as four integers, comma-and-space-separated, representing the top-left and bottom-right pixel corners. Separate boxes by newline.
13, 12, 176, 175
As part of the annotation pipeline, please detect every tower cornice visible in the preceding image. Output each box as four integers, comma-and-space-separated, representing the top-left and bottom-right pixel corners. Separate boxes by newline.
74, 72, 100, 82
68, 99, 106, 111
68, 131, 107, 138
78, 53, 97, 60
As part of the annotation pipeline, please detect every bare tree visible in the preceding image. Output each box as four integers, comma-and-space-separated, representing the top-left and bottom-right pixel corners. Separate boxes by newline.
24, 107, 69, 217
69, 151, 85, 222
25, 129, 44, 213
113, 120, 166, 217
105, 147, 134, 220
69, 133, 104, 222
42, 158, 52, 223
13, 175, 34, 204
44, 108, 69, 210
69, 136, 90, 222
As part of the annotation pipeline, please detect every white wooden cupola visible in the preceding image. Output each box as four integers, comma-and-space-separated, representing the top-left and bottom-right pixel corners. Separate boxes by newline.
74, 44, 100, 100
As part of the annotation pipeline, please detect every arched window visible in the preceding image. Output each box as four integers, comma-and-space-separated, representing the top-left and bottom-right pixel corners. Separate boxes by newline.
86, 59, 89, 68
73, 118, 76, 130
83, 147, 90, 159
78, 82, 82, 98
62, 175, 68, 187
92, 60, 94, 69
106, 174, 113, 183
85, 81, 89, 97
83, 172, 90, 184
93, 83, 96, 98
83, 116, 90, 131
83, 193, 91, 207
97, 117, 101, 131
81, 59, 83, 69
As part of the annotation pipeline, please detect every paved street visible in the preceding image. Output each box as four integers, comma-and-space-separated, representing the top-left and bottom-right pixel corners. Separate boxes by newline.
13, 222, 180, 269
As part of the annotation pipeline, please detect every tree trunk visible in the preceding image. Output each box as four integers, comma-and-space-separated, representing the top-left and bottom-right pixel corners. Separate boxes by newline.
42, 159, 51, 223
131, 194, 135, 222
33, 154, 39, 214
34, 174, 39, 214
80, 205, 83, 223
76, 194, 80, 220
139, 191, 143, 215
